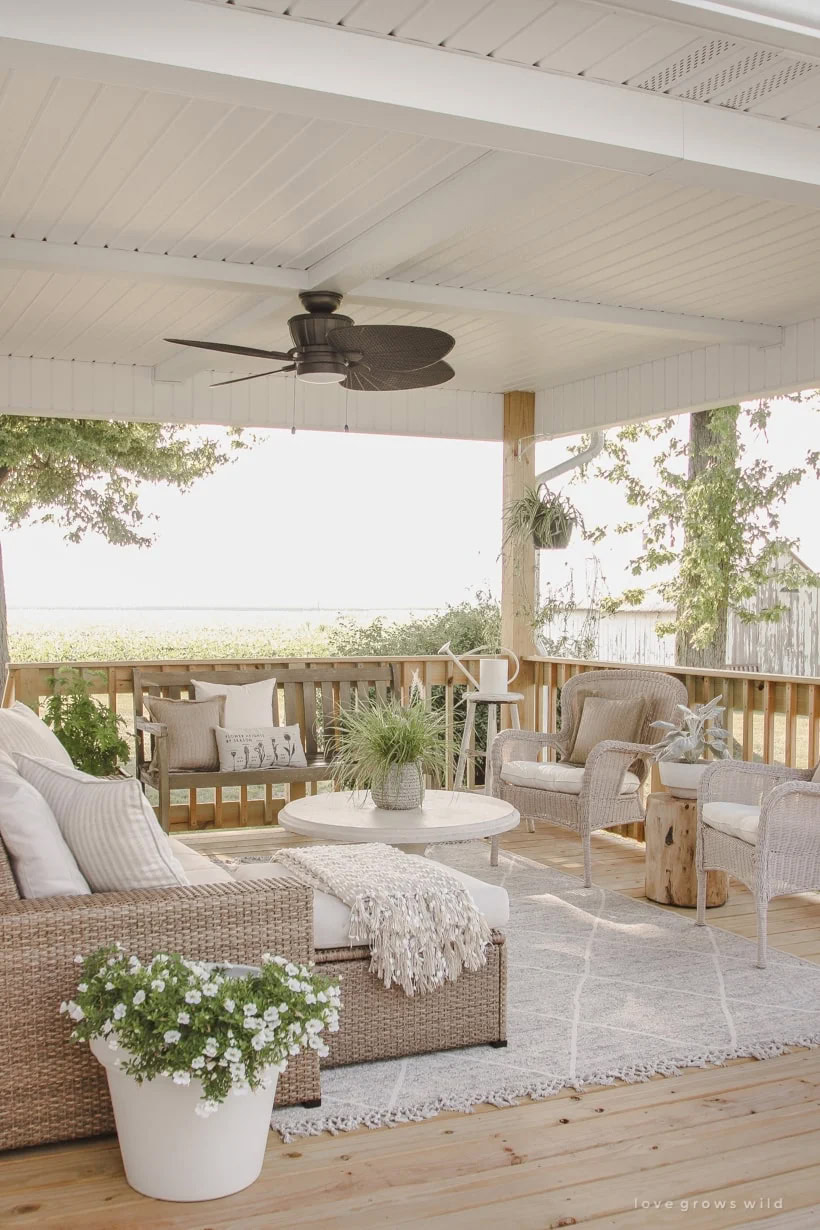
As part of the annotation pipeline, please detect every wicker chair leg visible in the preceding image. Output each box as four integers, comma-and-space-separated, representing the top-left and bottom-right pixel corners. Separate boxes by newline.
582, 833, 592, 888
526, 816, 535, 834
696, 866, 707, 925
756, 897, 769, 969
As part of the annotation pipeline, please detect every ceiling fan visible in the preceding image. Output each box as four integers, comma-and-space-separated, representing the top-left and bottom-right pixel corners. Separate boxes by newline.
165, 291, 455, 391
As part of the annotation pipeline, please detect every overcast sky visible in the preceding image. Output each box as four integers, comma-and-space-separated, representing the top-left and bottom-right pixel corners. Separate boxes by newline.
4, 395, 818, 619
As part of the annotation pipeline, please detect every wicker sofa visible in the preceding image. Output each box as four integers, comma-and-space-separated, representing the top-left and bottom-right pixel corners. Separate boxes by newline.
0, 836, 320, 1151
0, 832, 507, 1150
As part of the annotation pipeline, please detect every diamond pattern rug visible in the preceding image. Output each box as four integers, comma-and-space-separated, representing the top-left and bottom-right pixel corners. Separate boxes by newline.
270, 845, 820, 1140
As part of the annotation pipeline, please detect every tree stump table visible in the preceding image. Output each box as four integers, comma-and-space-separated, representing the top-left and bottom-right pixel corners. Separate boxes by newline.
644, 791, 729, 908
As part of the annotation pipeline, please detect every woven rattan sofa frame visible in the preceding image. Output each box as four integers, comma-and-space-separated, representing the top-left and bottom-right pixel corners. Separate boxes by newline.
697, 759, 820, 967
134, 663, 400, 831
0, 836, 320, 1151
490, 669, 688, 887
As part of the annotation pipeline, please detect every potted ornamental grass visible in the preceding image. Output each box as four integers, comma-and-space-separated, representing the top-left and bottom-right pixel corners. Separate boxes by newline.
332, 697, 448, 809
503, 484, 579, 550
651, 694, 730, 797
61, 945, 340, 1202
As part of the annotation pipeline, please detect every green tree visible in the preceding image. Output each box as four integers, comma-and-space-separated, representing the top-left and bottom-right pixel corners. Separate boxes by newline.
593, 400, 819, 668
0, 416, 244, 679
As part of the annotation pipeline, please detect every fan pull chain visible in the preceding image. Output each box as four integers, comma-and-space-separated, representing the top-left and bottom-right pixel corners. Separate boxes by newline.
344, 384, 349, 433
290, 375, 296, 436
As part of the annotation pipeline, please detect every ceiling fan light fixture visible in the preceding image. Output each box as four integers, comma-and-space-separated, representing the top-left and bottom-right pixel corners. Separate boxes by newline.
295, 349, 348, 384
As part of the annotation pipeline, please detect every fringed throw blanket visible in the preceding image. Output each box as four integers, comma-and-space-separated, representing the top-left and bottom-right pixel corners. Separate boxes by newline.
272, 843, 492, 996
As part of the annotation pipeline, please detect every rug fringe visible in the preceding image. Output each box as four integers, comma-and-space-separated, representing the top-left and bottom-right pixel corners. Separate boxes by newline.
274, 1032, 820, 1141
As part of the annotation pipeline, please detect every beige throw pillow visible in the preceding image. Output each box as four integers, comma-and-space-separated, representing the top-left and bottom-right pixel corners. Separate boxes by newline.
561, 686, 601, 753
145, 696, 225, 771
568, 695, 647, 765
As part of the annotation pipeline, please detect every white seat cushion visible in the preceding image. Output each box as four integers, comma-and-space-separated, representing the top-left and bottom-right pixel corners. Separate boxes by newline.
702, 801, 760, 845
231, 859, 510, 949
500, 760, 640, 795
168, 837, 235, 885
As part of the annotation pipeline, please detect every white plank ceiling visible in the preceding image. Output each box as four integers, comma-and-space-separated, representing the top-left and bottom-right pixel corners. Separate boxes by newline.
207, 0, 820, 130
0, 0, 819, 408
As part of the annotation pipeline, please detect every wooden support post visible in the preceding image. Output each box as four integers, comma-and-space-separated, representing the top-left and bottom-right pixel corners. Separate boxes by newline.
501, 391, 537, 730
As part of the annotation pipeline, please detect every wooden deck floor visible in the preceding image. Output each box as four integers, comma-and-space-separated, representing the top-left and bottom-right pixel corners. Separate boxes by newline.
1, 824, 818, 1229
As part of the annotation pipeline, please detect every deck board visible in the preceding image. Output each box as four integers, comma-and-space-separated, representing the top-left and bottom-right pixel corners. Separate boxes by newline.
0, 823, 817, 1228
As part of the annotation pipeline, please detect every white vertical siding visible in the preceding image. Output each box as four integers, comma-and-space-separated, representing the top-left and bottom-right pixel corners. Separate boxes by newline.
536, 315, 820, 438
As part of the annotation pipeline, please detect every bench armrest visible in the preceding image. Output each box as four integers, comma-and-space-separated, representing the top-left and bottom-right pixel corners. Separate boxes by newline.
134, 717, 167, 737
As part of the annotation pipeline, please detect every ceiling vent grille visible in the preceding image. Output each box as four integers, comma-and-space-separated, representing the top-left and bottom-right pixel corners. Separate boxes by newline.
714, 59, 819, 110
629, 37, 736, 93
672, 47, 779, 101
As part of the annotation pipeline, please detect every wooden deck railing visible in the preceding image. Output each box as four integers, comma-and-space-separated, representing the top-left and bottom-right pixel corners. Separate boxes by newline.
5, 655, 819, 832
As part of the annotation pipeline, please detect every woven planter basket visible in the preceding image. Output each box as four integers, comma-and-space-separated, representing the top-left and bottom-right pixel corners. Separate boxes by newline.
371, 762, 424, 810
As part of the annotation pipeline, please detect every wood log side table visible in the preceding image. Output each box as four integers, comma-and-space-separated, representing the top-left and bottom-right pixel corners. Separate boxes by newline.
644, 791, 729, 908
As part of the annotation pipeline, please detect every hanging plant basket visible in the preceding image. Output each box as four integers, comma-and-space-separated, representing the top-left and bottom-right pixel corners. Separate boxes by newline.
504, 485, 579, 552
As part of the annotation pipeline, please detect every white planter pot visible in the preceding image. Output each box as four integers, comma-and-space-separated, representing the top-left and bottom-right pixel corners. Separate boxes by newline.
91, 1037, 278, 1202
658, 760, 709, 799
371, 762, 423, 810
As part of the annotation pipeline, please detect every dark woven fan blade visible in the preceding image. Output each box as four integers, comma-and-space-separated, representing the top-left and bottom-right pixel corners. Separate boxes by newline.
210, 365, 295, 387
165, 338, 293, 361
328, 325, 454, 371
342, 361, 454, 392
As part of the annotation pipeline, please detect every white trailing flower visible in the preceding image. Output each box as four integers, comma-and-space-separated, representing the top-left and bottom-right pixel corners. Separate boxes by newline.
112, 1003, 126, 1021
223, 998, 236, 1013
184, 989, 202, 1005
151, 979, 165, 992
163, 1029, 181, 1044
172, 1071, 191, 1086
177, 1011, 190, 1025
132, 990, 146, 1006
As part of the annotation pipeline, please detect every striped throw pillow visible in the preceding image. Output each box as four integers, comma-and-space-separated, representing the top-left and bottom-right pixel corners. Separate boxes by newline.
0, 702, 72, 767
13, 755, 187, 892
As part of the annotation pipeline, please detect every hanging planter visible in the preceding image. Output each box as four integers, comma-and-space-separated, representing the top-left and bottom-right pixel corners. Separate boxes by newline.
504, 485, 578, 551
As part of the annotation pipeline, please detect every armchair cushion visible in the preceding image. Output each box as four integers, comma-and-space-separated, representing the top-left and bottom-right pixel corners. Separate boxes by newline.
500, 760, 640, 795
568, 694, 647, 764
702, 800, 760, 845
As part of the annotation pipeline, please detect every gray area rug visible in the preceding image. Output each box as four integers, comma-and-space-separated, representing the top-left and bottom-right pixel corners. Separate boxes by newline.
264, 845, 820, 1140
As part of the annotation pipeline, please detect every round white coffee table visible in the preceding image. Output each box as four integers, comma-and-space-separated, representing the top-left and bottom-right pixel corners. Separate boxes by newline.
279, 790, 520, 866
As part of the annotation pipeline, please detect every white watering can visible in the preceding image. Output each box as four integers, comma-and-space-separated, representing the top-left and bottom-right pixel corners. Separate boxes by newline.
437, 642, 520, 696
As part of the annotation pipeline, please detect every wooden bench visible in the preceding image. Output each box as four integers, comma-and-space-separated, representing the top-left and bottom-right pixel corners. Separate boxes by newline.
134, 664, 399, 831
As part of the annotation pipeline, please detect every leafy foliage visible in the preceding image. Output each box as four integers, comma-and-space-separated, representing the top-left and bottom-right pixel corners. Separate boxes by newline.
331, 698, 449, 795
321, 590, 501, 658
651, 695, 730, 764
42, 671, 130, 775
0, 417, 243, 546
590, 399, 820, 658
61, 945, 340, 1116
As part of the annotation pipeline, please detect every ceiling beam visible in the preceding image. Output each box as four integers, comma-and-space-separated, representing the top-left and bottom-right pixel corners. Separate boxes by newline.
304, 153, 569, 293
0, 235, 304, 295
350, 281, 784, 346
0, 236, 784, 363
2, 0, 820, 207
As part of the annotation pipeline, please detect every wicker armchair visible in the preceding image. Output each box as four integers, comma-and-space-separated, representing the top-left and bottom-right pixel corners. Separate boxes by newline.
489, 669, 687, 887
0, 838, 319, 1151
696, 760, 820, 967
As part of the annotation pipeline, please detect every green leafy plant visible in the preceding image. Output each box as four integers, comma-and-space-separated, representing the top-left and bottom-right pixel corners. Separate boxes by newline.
504, 485, 578, 550
331, 698, 449, 799
42, 671, 130, 775
651, 695, 730, 763
61, 945, 340, 1117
